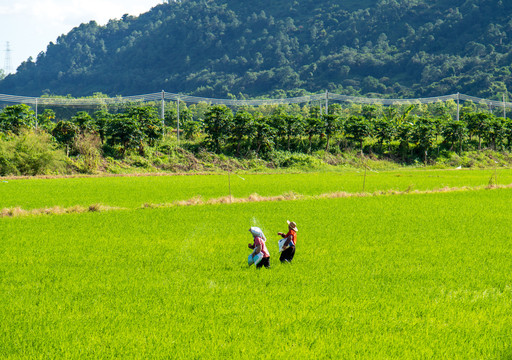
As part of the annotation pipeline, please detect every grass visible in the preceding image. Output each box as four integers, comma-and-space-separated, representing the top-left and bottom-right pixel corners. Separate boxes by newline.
2, 167, 512, 210
2, 184, 512, 358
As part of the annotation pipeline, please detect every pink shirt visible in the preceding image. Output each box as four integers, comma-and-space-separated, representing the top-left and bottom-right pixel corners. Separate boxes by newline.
254, 237, 270, 258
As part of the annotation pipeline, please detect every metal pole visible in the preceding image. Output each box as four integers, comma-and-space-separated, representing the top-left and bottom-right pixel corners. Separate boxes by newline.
35, 98, 38, 130
456, 92, 460, 121
504, 93, 506, 119
325, 90, 329, 115
177, 97, 180, 143
161, 90, 165, 135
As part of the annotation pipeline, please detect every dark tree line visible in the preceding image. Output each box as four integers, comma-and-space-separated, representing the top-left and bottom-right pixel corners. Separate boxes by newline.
198, 104, 512, 163
0, 104, 162, 157
2, 101, 512, 165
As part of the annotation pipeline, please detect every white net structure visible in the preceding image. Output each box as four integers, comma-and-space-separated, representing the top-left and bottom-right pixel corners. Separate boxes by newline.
0, 91, 511, 114
0, 92, 326, 107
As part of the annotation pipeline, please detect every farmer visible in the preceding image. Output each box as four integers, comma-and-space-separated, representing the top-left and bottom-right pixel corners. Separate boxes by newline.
248, 227, 270, 268
278, 220, 298, 263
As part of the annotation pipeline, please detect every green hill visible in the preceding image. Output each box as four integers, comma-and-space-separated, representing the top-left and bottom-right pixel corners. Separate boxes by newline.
1, 0, 512, 99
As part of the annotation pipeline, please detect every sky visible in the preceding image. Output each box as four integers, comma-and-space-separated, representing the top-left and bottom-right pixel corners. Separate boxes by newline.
0, 0, 164, 74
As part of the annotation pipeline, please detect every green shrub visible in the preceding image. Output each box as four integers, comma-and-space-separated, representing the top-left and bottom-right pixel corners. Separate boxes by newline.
269, 151, 323, 168
127, 155, 154, 169
101, 143, 124, 159
72, 133, 103, 174
0, 130, 67, 176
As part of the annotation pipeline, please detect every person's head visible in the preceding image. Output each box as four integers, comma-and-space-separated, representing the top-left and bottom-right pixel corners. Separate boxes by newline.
287, 220, 298, 232
249, 226, 264, 238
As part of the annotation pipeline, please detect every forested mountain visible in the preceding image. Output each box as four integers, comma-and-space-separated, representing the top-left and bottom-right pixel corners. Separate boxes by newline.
2, 0, 512, 99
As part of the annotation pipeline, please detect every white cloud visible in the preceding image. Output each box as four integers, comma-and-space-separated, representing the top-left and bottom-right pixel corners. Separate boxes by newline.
0, 2, 28, 15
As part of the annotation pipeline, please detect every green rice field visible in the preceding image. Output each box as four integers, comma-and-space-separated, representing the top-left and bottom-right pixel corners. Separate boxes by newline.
2, 169, 512, 358
1, 167, 512, 210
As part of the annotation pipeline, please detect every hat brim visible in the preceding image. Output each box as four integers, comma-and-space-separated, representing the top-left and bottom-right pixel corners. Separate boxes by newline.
287, 220, 298, 232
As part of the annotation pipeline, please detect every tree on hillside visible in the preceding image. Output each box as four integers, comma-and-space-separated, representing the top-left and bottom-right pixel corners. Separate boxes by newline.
504, 118, 512, 151
481, 115, 506, 150
270, 110, 287, 149
182, 120, 203, 140
442, 119, 467, 154
52, 121, 79, 156
93, 110, 112, 144
345, 115, 371, 154
230, 111, 255, 156
106, 114, 144, 156
322, 114, 342, 153
125, 106, 162, 147
410, 117, 437, 163
0, 104, 35, 134
252, 115, 276, 155
464, 112, 489, 150
71, 111, 96, 133
203, 105, 233, 153
374, 118, 396, 152
305, 116, 324, 153
37, 109, 56, 132
284, 115, 304, 151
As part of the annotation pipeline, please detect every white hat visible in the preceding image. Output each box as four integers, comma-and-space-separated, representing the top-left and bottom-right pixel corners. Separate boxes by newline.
249, 227, 264, 238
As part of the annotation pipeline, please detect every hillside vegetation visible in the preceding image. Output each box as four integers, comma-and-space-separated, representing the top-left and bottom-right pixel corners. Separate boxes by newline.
1, 0, 512, 99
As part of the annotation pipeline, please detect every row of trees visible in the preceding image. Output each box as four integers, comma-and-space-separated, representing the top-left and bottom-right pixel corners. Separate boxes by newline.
1, 101, 512, 164
199, 105, 512, 162
0, 104, 162, 156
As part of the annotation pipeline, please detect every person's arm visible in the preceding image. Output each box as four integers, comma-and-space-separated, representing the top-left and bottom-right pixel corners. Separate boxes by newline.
251, 245, 261, 257
283, 234, 294, 248
278, 232, 286, 238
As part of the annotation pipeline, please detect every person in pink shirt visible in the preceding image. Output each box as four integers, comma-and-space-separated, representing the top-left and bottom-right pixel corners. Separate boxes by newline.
248, 227, 270, 268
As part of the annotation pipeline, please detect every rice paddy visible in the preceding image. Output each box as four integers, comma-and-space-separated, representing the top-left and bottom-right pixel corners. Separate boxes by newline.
1, 167, 511, 210
1, 169, 512, 358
